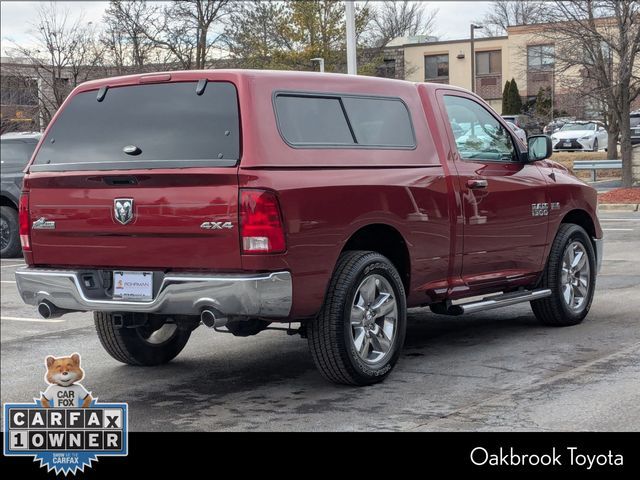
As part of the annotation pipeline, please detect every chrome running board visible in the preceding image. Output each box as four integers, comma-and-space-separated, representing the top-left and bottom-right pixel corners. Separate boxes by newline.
458, 289, 551, 314
431, 289, 552, 316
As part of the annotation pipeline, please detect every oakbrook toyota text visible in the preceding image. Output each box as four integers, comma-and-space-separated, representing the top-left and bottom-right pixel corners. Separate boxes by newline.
470, 447, 624, 469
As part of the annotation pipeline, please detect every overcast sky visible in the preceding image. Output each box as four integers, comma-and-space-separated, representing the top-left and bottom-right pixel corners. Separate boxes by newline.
0, 1, 494, 55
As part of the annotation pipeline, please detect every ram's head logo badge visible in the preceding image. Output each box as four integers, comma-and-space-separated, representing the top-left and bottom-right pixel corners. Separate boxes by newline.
114, 199, 134, 225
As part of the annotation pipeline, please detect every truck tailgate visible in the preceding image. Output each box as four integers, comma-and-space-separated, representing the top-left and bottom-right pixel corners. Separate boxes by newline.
27, 170, 240, 270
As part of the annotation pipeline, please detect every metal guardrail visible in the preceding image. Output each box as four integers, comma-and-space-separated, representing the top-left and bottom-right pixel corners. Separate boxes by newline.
573, 160, 622, 182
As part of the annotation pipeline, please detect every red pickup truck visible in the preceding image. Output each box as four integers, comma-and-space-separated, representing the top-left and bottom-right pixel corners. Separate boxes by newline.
15, 70, 603, 385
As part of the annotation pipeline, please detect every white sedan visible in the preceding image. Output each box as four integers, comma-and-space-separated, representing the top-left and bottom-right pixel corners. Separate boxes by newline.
550, 121, 608, 152
506, 121, 527, 145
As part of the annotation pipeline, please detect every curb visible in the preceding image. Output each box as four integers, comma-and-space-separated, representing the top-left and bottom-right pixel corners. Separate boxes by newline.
597, 203, 639, 212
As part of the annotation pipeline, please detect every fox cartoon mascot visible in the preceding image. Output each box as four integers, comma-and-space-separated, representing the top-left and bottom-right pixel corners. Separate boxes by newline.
40, 353, 93, 408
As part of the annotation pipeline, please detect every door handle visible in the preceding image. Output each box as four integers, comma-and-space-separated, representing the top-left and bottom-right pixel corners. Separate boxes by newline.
467, 179, 488, 189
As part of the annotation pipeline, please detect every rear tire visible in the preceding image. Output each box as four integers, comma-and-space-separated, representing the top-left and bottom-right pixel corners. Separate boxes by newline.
0, 206, 21, 258
307, 251, 407, 386
94, 312, 191, 365
531, 224, 596, 326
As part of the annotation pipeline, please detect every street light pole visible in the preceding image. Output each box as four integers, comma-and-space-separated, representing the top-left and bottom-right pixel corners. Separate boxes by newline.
345, 1, 357, 75
470, 24, 483, 93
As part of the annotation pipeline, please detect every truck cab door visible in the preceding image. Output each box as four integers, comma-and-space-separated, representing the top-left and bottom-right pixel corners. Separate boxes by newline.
436, 91, 549, 290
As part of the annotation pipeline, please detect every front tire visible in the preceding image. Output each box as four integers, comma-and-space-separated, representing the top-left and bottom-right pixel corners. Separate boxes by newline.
0, 206, 21, 258
531, 224, 596, 326
94, 312, 191, 365
307, 251, 407, 386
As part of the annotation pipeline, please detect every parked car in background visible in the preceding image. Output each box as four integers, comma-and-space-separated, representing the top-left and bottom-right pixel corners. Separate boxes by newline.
502, 114, 527, 133
550, 121, 607, 152
506, 120, 527, 145
502, 114, 543, 137
543, 117, 575, 135
0, 132, 41, 257
631, 110, 640, 145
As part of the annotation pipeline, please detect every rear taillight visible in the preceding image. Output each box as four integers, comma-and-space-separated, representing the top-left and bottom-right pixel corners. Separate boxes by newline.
239, 189, 286, 254
19, 193, 31, 251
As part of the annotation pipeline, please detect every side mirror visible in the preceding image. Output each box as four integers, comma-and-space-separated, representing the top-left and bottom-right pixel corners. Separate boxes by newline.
527, 135, 552, 162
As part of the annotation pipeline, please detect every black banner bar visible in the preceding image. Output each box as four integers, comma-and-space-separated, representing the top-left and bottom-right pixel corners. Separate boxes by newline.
2, 432, 639, 477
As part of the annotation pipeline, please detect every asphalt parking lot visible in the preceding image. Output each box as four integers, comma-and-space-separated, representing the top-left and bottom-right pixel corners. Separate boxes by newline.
1, 210, 639, 432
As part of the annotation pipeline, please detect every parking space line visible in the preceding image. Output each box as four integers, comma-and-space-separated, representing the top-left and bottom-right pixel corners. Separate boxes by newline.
0, 280, 16, 284
0, 263, 25, 269
1, 316, 65, 323
603, 228, 634, 232
600, 219, 640, 222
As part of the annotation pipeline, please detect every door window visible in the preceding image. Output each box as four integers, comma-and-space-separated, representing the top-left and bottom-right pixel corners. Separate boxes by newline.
443, 95, 517, 162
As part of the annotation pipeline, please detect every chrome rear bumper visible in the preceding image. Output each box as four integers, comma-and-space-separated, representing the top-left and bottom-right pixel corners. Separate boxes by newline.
15, 268, 292, 318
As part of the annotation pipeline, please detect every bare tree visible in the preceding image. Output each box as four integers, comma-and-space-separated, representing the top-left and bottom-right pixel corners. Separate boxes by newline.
476, 0, 544, 36
6, 2, 104, 125
101, 0, 161, 74
175, 0, 230, 69
536, 1, 640, 187
130, 0, 230, 70
370, 1, 438, 47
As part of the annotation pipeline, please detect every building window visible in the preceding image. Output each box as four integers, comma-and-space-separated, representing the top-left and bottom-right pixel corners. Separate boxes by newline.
476, 50, 501, 75
528, 45, 555, 70
0, 76, 38, 106
583, 41, 612, 65
377, 58, 396, 79
424, 54, 449, 81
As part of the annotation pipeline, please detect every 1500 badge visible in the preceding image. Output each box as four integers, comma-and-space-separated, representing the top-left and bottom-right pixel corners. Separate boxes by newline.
531, 203, 549, 217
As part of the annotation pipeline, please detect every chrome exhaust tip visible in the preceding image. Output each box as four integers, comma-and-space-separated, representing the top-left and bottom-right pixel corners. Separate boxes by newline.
200, 308, 228, 329
37, 302, 52, 319
37, 301, 64, 319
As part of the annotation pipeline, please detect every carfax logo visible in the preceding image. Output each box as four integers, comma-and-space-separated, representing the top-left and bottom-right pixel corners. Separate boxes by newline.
3, 353, 128, 475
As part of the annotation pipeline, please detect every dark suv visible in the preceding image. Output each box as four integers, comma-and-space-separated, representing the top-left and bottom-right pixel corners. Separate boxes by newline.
1, 132, 41, 257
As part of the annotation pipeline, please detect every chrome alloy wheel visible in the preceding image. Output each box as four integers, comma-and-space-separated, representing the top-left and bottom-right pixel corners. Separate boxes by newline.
138, 323, 178, 345
350, 274, 398, 365
561, 241, 591, 312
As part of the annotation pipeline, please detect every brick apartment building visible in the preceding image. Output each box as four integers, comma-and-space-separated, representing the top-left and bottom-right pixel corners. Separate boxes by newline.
396, 22, 640, 117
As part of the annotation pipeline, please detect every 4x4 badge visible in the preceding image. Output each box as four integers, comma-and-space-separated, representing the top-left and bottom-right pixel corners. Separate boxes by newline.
200, 221, 234, 230
114, 199, 134, 225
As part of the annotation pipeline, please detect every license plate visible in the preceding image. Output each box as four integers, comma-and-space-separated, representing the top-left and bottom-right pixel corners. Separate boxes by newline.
563, 141, 572, 147
113, 271, 153, 301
